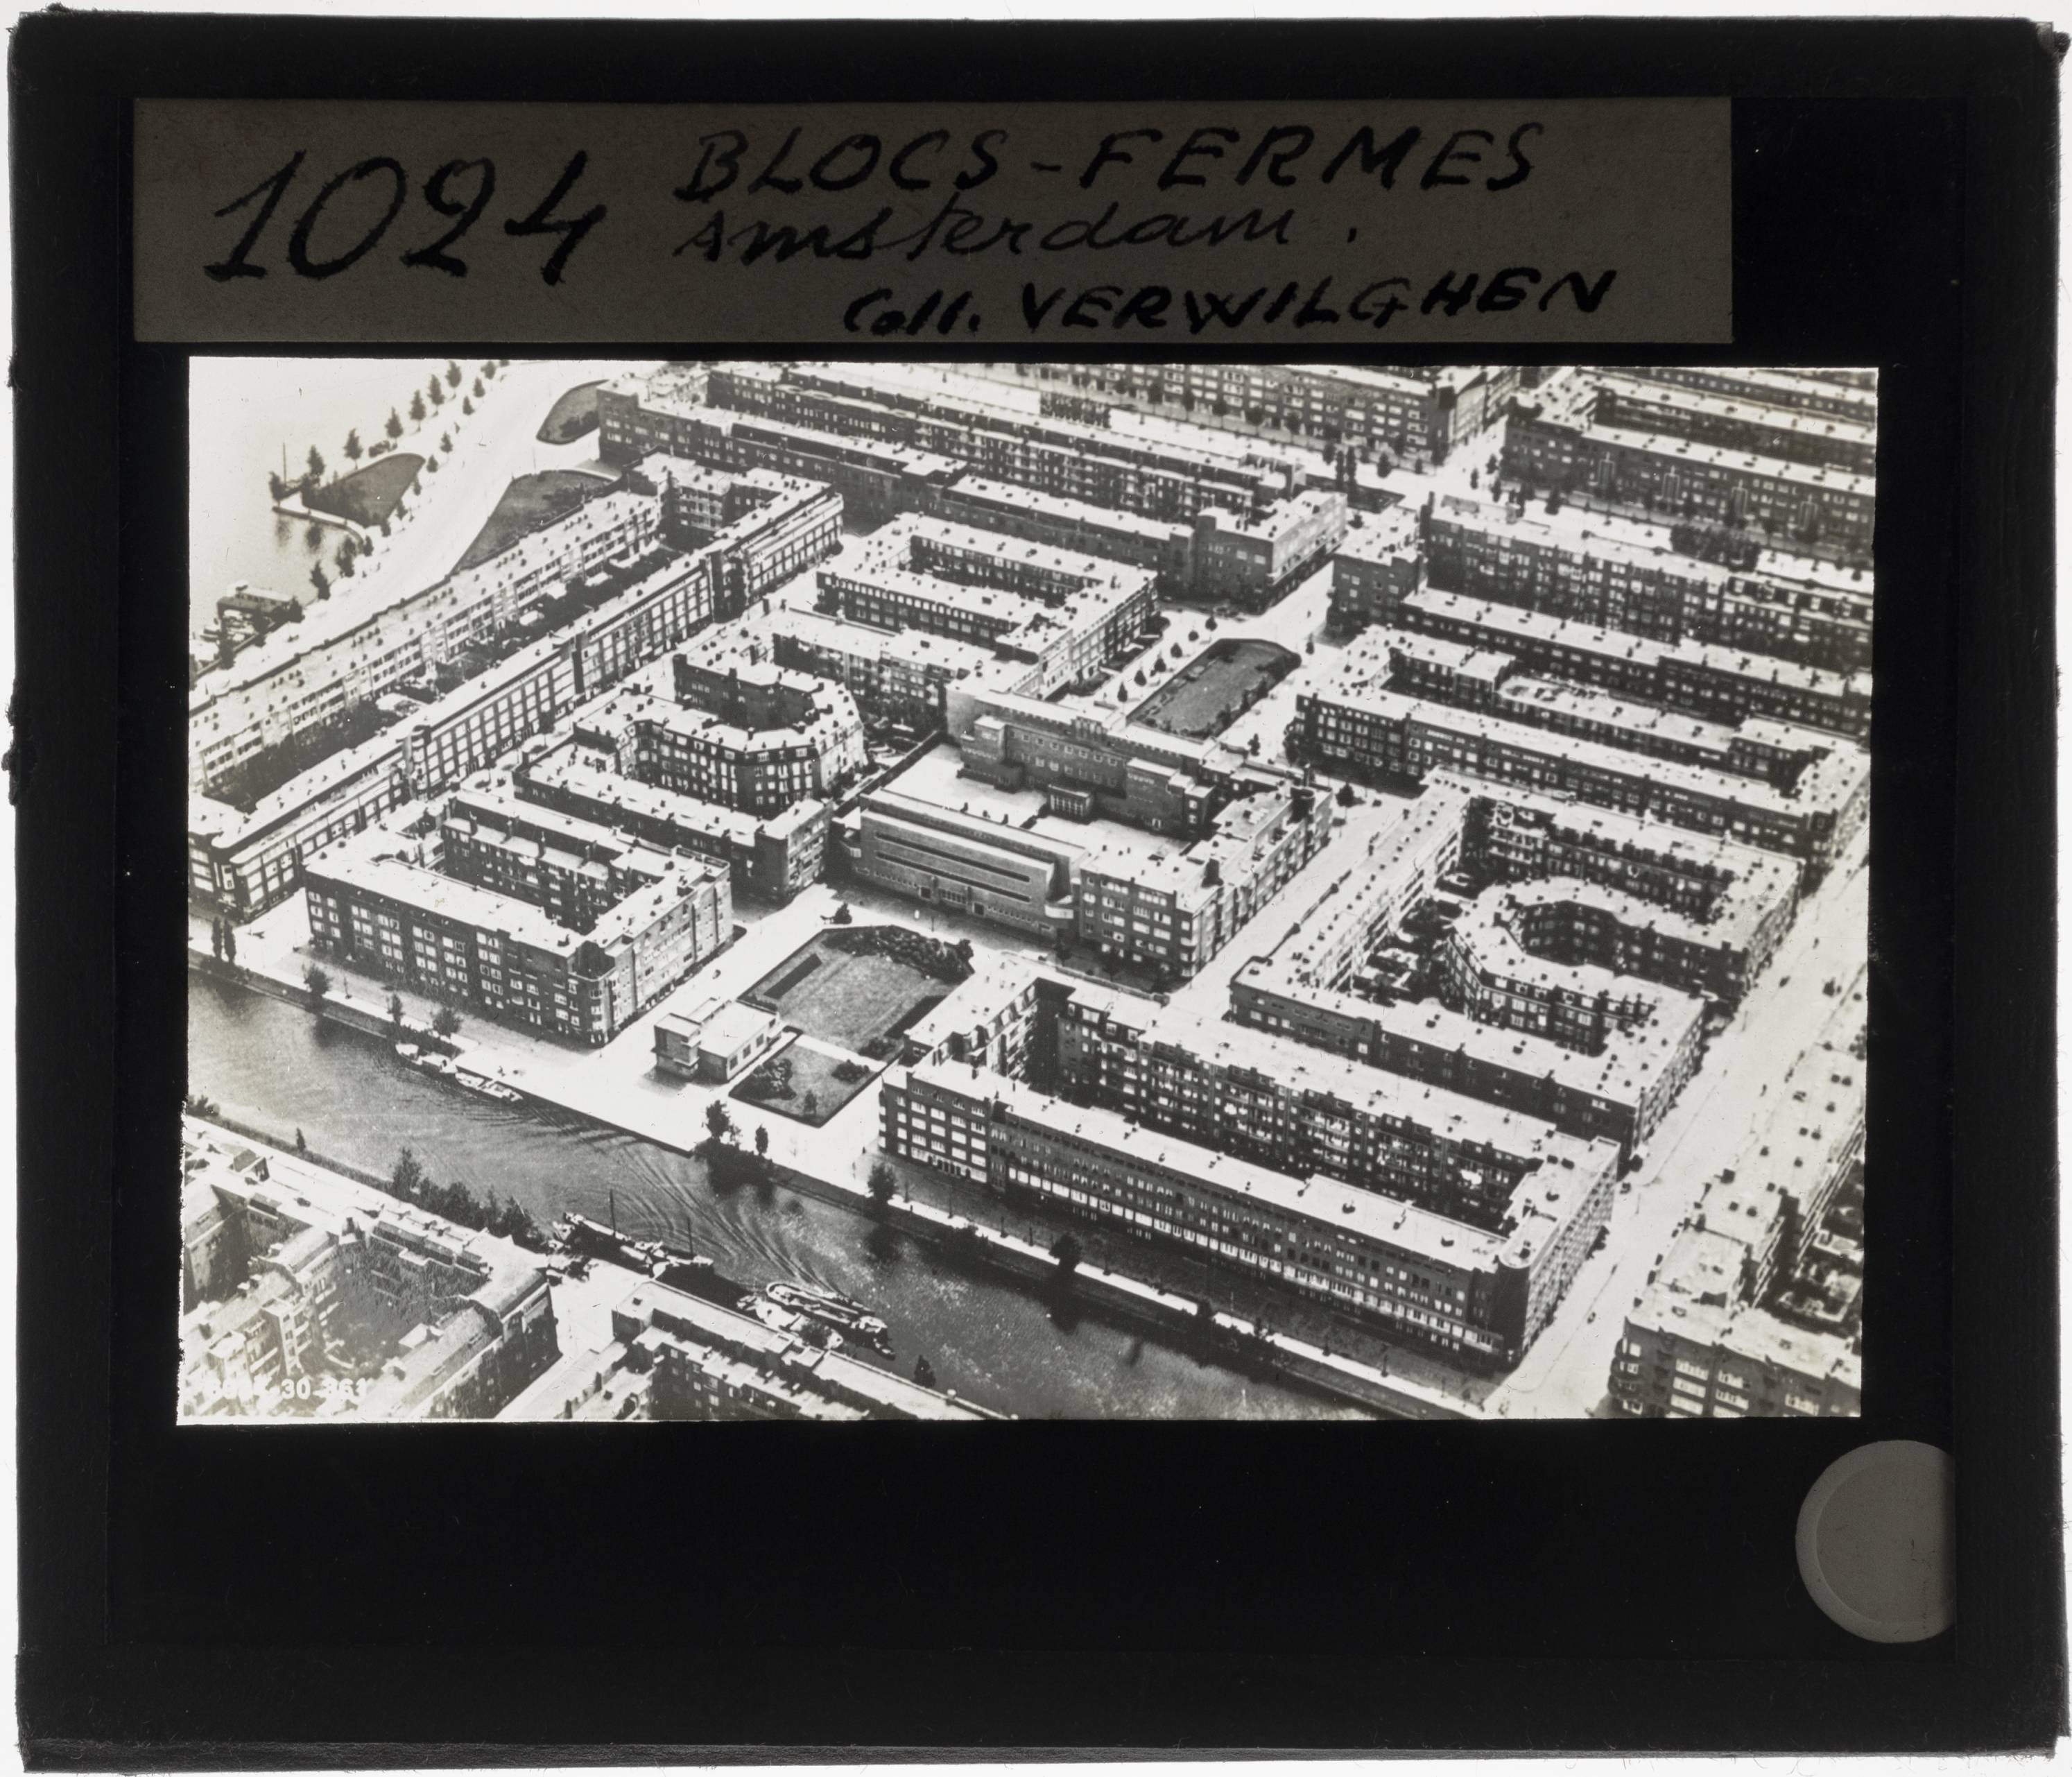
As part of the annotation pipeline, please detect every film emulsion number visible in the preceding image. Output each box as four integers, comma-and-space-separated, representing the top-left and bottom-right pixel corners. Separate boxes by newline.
203, 148, 605, 285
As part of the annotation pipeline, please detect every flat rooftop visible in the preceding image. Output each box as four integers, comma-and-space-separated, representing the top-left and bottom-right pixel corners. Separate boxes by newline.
897, 1058, 1608, 1278
886, 739, 1191, 875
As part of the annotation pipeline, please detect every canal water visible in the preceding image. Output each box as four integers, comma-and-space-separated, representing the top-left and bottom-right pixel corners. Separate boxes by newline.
188, 975, 1366, 1420
189, 356, 454, 625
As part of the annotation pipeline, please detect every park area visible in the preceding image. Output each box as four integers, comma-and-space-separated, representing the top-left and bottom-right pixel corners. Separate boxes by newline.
536, 379, 604, 445
455, 468, 619, 572
730, 1041, 876, 1127
743, 925, 970, 1059
303, 454, 422, 528
1132, 637, 1302, 740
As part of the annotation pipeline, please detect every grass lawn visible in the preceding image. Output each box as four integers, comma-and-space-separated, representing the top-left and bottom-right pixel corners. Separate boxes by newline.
729, 1042, 874, 1126
304, 454, 422, 527
745, 932, 950, 1056
536, 380, 603, 444
1133, 637, 1301, 740
455, 469, 619, 572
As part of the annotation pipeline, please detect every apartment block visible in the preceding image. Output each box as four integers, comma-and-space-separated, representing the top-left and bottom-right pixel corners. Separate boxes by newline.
1073, 778, 1333, 981
304, 804, 733, 1045
1610, 1026, 1866, 1418
1293, 636, 1870, 879
813, 513, 1157, 698
1419, 492, 1873, 673
1226, 783, 1738, 1156
882, 1058, 1615, 1367
1590, 372, 1877, 476
1397, 588, 1871, 739
179, 1119, 558, 1422
772, 609, 996, 736
1325, 505, 1424, 636
971, 361, 1517, 466
1503, 404, 1876, 566
189, 467, 843, 917
512, 737, 827, 901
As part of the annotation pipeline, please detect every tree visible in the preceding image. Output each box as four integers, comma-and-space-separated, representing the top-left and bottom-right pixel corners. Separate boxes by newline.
409, 390, 426, 424
426, 454, 440, 474
379, 518, 392, 538
266, 469, 288, 503
309, 563, 330, 600
302, 963, 331, 1003
445, 360, 463, 389
802, 1090, 820, 1119
867, 1160, 895, 1207
472, 377, 485, 398
222, 924, 237, 965
831, 902, 854, 926
305, 446, 325, 485
705, 1100, 735, 1147
392, 1147, 428, 1201
754, 1124, 770, 1160
481, 361, 497, 380
385, 408, 404, 440
427, 376, 445, 409
343, 428, 363, 465
1336, 781, 1358, 807
440, 431, 453, 454
209, 918, 225, 960
388, 991, 406, 1029
433, 1004, 462, 1038
295, 1128, 308, 1154
461, 396, 474, 416
334, 540, 356, 578
1050, 1231, 1084, 1276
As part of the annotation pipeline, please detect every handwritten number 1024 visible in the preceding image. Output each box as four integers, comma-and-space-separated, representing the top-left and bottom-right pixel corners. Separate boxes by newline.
204, 150, 603, 285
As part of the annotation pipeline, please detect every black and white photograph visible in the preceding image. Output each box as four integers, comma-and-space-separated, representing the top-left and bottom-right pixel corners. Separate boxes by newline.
180, 358, 1874, 1423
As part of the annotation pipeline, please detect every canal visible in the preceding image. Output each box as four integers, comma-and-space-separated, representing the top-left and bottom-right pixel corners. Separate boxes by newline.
189, 973, 1367, 1420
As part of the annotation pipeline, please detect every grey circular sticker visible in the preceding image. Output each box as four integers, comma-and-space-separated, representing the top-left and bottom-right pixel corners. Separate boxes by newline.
1796, 1440, 1954, 1642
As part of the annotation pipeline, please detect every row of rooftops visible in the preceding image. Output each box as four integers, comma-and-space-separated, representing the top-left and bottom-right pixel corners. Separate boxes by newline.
942, 471, 1189, 545
1060, 975, 1618, 1174
191, 477, 657, 710
579, 674, 862, 764
309, 796, 727, 962
1590, 371, 1879, 450
776, 360, 1323, 485
1523, 404, 1879, 501
1623, 1014, 1866, 1388
1422, 491, 1874, 609
892, 1056, 1608, 1280
183, 1116, 546, 1333
1310, 635, 1871, 821
1453, 772, 1804, 938
1403, 587, 1873, 701
776, 607, 997, 682
519, 738, 824, 846
1621, 365, 1880, 418
1227, 794, 1711, 1107
1444, 879, 1711, 1023
189, 463, 830, 849
1489, 673, 1827, 765
1388, 635, 1837, 773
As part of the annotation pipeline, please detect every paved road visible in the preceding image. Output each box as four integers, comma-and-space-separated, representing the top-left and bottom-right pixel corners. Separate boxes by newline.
347, 358, 634, 602
1480, 821, 1871, 1418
